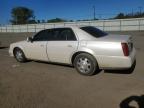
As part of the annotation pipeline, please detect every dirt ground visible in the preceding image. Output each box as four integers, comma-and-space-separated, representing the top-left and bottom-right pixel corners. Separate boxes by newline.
0, 31, 144, 108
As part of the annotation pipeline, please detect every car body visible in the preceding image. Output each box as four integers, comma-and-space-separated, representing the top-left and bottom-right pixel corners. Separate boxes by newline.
9, 26, 136, 75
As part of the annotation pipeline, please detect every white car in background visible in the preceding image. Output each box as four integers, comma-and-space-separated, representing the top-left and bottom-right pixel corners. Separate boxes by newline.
9, 26, 136, 76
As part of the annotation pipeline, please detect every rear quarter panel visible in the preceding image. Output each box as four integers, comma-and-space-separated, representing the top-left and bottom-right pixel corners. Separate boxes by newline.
78, 41, 128, 69
86, 41, 123, 56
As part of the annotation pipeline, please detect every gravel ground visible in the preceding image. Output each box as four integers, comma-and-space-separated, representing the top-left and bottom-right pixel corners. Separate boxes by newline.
0, 31, 144, 108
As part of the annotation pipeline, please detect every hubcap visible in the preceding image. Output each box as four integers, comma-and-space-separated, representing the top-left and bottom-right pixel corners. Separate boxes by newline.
76, 57, 91, 73
15, 50, 23, 61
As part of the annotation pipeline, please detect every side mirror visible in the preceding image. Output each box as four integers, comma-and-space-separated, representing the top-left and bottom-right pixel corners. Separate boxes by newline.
27, 37, 33, 42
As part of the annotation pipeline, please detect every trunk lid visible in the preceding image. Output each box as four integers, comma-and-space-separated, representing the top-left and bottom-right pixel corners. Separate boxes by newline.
99, 34, 131, 43
98, 34, 133, 54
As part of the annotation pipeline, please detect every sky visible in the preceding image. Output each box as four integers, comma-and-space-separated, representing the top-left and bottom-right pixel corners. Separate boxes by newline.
0, 0, 144, 24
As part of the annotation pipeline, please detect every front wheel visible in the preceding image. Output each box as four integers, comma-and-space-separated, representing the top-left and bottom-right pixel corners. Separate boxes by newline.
14, 48, 27, 63
74, 53, 98, 76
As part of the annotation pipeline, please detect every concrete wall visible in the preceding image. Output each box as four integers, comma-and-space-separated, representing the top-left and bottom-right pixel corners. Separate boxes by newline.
0, 18, 144, 32
1, 31, 144, 47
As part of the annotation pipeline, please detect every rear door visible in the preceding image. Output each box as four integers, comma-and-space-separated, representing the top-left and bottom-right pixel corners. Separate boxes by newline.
47, 28, 78, 64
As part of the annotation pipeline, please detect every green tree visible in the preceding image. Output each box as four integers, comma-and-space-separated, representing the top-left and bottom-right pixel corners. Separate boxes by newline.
114, 11, 144, 19
42, 19, 46, 23
114, 13, 125, 19
28, 20, 37, 24
47, 18, 67, 23
37, 20, 41, 23
10, 7, 35, 24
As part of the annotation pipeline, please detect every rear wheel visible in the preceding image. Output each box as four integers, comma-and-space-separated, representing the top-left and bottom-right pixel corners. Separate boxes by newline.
14, 48, 27, 63
74, 53, 98, 76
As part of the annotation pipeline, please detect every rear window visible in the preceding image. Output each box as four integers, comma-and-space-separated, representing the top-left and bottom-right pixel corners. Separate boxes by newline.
80, 26, 108, 38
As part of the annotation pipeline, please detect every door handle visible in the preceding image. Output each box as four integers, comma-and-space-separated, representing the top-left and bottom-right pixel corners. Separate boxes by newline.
40, 45, 44, 47
67, 45, 72, 47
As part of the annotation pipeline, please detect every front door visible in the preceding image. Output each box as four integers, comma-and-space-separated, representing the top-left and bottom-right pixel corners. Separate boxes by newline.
24, 30, 50, 61
25, 41, 48, 61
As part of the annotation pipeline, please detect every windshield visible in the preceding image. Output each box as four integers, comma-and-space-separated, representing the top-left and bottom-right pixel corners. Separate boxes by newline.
80, 26, 108, 38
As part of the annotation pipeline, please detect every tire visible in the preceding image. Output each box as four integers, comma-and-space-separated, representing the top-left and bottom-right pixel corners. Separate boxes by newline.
74, 53, 98, 76
14, 48, 27, 63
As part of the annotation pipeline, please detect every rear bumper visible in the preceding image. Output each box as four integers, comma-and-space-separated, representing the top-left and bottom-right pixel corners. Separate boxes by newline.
129, 47, 136, 66
96, 48, 136, 69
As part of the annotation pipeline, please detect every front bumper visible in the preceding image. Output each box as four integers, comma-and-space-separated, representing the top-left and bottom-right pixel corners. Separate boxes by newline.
9, 48, 14, 57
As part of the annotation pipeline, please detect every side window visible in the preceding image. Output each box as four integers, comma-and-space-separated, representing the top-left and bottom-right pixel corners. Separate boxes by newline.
52, 28, 76, 41
33, 30, 48, 41
33, 29, 53, 41
65, 29, 76, 41
33, 28, 77, 41
59, 30, 67, 40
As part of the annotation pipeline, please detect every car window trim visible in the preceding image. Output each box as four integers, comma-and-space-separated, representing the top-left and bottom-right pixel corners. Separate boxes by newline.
32, 28, 78, 41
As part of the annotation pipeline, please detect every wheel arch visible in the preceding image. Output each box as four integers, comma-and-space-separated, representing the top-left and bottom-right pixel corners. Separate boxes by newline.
13, 46, 25, 56
71, 50, 97, 65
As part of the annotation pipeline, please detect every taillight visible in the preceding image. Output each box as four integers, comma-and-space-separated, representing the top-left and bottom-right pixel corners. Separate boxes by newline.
121, 43, 129, 56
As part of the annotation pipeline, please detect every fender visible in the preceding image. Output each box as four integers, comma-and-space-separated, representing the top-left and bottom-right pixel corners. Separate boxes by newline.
13, 45, 26, 56
70, 47, 96, 64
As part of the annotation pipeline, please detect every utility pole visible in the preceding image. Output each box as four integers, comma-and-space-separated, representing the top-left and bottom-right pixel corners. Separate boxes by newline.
16, 15, 17, 25
93, 6, 96, 20
99, 14, 102, 19
138, 6, 142, 14
132, 8, 134, 16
